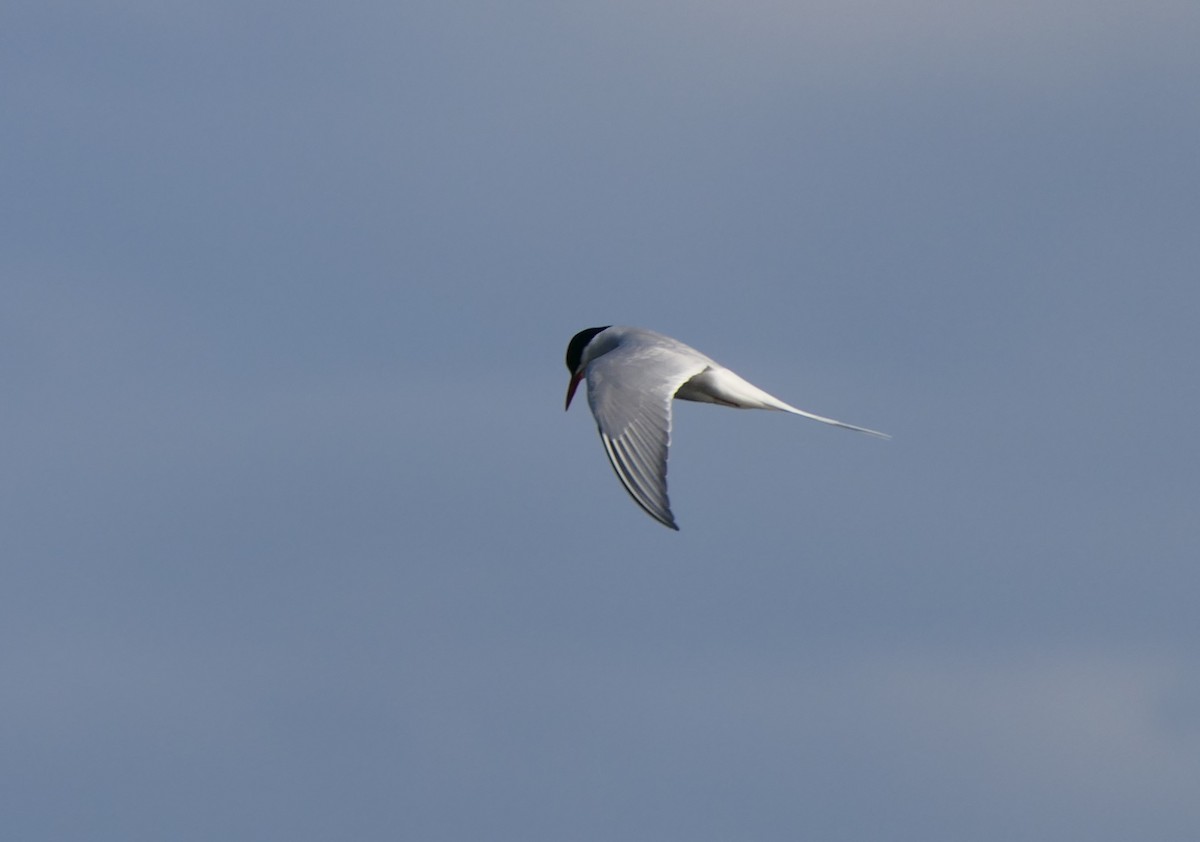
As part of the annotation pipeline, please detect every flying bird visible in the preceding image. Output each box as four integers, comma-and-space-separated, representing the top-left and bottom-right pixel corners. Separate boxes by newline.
564, 326, 888, 530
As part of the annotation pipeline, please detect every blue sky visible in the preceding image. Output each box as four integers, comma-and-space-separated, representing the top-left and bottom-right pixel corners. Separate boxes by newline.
4, 2, 1199, 840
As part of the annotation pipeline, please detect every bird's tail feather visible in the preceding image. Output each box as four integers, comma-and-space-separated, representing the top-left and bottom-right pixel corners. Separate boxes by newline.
778, 403, 891, 439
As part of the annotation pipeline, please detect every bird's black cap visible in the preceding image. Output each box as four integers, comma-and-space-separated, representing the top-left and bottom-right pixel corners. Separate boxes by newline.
565, 326, 610, 373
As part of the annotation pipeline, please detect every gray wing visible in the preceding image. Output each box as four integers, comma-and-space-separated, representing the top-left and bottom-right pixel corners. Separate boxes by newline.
585, 341, 708, 530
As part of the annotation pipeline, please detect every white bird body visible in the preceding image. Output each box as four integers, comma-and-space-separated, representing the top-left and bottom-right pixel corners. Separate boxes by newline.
565, 326, 888, 530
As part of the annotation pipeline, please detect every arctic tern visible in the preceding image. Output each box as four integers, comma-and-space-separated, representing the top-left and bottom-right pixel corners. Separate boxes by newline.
564, 326, 888, 530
